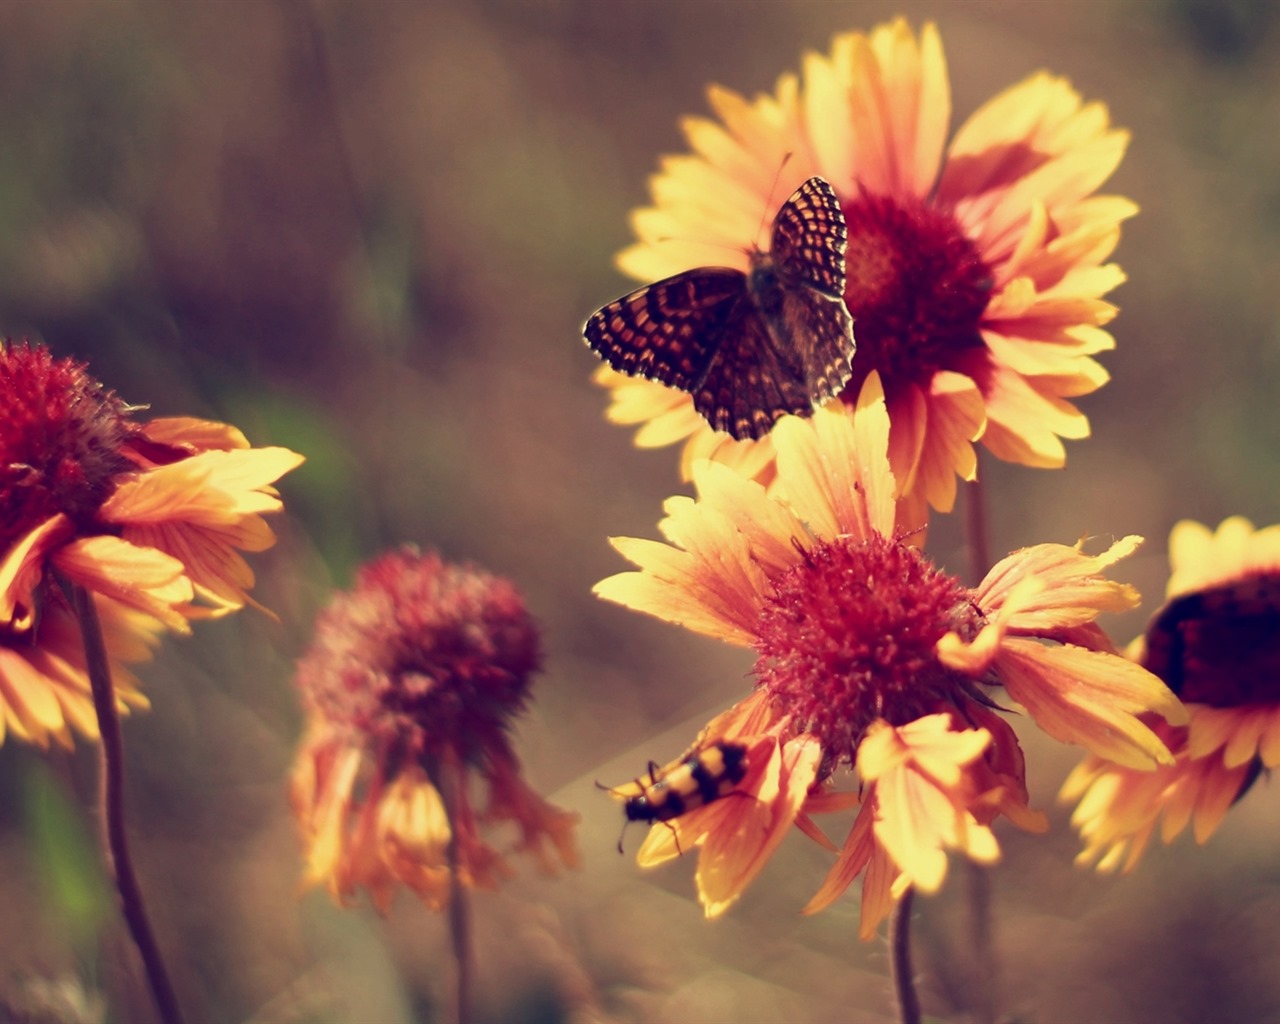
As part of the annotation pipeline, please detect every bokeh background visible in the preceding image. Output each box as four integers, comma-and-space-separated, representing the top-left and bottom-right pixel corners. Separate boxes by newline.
1, 1, 1279, 1021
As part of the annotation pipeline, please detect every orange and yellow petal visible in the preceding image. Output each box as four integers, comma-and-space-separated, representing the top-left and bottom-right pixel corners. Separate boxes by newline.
634, 726, 823, 920
595, 461, 800, 646
1188, 703, 1280, 768
0, 596, 152, 749
770, 377, 899, 542
1164, 516, 1280, 598
802, 20, 949, 203
51, 535, 193, 632
135, 416, 251, 455
484, 760, 582, 875
857, 715, 1000, 893
1, 516, 72, 631
996, 639, 1185, 769
1061, 717, 1255, 873
974, 536, 1142, 634
103, 445, 304, 613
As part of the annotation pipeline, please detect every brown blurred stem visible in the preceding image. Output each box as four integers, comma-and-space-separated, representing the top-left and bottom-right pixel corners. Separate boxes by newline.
963, 469, 997, 1024
890, 887, 921, 1024
965, 464, 992, 587
71, 582, 184, 1024
427, 756, 473, 1024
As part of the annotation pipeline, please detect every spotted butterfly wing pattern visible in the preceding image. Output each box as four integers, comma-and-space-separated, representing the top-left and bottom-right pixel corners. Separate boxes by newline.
584, 176, 855, 440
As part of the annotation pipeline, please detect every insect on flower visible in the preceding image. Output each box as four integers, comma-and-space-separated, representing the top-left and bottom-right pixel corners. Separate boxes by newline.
584, 176, 855, 440
603, 740, 751, 853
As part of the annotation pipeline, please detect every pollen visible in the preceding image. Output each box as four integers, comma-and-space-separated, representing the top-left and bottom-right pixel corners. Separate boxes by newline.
840, 192, 991, 394
295, 547, 542, 767
753, 534, 981, 765
0, 341, 135, 555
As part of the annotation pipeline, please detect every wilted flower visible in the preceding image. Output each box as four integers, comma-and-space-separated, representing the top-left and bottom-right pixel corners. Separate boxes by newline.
596, 375, 1182, 935
290, 547, 579, 910
1063, 516, 1280, 871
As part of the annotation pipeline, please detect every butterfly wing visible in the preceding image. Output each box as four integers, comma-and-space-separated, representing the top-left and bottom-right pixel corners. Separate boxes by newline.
692, 295, 815, 439
770, 177, 848, 298
776, 285, 856, 401
584, 268, 748, 392
584, 178, 855, 441
767, 176, 856, 400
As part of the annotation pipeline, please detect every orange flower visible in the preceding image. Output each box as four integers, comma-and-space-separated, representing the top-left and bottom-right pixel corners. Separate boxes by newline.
290, 548, 580, 910
0, 340, 303, 747
596, 375, 1182, 935
592, 18, 1133, 516
1062, 517, 1280, 872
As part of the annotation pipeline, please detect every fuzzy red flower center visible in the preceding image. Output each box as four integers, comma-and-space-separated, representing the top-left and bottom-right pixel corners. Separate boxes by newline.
839, 192, 991, 395
0, 341, 136, 556
296, 548, 542, 769
753, 534, 982, 764
1142, 575, 1280, 707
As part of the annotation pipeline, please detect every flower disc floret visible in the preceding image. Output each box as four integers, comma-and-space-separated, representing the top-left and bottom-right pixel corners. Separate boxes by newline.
841, 192, 990, 393
0, 342, 135, 554
296, 548, 541, 767
755, 534, 981, 761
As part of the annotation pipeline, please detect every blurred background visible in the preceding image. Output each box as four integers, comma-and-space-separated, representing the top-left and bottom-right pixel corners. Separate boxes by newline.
1, 0, 1278, 1021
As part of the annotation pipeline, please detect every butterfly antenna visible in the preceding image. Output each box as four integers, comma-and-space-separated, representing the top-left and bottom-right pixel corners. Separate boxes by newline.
753, 151, 795, 248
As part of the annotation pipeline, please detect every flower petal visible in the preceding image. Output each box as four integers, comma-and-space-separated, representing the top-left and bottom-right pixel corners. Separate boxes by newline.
998, 639, 1186, 768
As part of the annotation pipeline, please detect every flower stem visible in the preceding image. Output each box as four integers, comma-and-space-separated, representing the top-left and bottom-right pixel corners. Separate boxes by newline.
428, 757, 473, 1024
965, 860, 997, 1024
890, 886, 921, 1024
71, 583, 184, 1024
963, 468, 998, 1024
965, 464, 992, 585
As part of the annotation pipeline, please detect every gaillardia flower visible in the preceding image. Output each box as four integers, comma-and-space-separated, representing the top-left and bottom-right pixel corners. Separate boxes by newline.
594, 18, 1133, 514
596, 375, 1183, 935
1063, 516, 1280, 872
290, 547, 580, 911
0, 340, 303, 748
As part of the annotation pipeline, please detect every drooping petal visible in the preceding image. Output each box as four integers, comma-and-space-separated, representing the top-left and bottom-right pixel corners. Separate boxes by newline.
52, 535, 193, 632
695, 734, 823, 918
998, 640, 1186, 768
857, 716, 999, 892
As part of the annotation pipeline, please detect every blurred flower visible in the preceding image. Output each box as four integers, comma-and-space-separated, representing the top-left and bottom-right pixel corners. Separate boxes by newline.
290, 547, 580, 911
1063, 516, 1280, 871
0, 972, 105, 1024
596, 375, 1182, 935
594, 18, 1133, 516
0, 340, 303, 747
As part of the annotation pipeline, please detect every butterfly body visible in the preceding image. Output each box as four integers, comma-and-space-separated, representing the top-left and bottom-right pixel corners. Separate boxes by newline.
585, 177, 856, 440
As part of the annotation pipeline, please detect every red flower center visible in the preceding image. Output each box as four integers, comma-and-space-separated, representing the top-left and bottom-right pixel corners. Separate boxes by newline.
839, 192, 991, 395
1142, 575, 1280, 707
752, 534, 981, 764
0, 342, 135, 556
295, 548, 542, 769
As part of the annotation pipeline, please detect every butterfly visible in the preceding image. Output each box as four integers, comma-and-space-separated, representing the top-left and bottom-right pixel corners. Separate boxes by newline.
584, 176, 856, 441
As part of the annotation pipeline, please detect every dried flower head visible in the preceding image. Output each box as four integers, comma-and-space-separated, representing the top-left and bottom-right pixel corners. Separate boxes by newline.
290, 547, 579, 910
0, 339, 303, 747
1063, 516, 1280, 871
592, 18, 1133, 518
596, 375, 1183, 935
